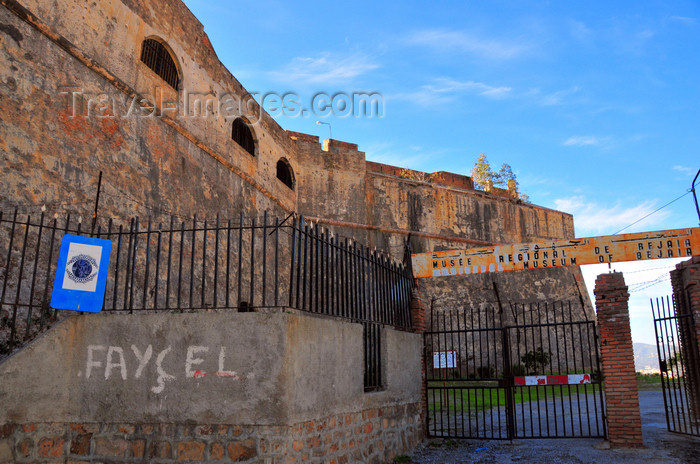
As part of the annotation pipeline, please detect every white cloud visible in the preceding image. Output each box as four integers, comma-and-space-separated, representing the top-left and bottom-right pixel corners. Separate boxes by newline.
568, 20, 593, 42
406, 29, 531, 60
669, 16, 696, 25
580, 259, 684, 344
672, 165, 695, 174
541, 86, 580, 106
395, 77, 512, 106
268, 53, 379, 85
553, 196, 670, 236
562, 136, 611, 147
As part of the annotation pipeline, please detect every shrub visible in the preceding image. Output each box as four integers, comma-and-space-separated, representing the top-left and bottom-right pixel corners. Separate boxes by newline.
476, 365, 495, 378
511, 363, 527, 376
521, 347, 551, 374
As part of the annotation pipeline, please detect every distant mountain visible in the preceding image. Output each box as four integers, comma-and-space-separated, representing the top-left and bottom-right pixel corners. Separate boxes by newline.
634, 343, 661, 372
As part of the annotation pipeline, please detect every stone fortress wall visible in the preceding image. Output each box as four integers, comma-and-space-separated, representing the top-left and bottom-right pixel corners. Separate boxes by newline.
0, 0, 597, 461
0, 0, 594, 351
1, 0, 573, 249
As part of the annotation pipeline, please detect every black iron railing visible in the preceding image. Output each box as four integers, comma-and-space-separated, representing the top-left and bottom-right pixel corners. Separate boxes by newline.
288, 217, 413, 328
424, 300, 605, 440
652, 294, 700, 437
363, 322, 383, 392
0, 210, 413, 357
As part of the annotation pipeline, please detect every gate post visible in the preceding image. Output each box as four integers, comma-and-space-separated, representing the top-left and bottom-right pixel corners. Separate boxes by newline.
669, 256, 700, 423
594, 272, 644, 447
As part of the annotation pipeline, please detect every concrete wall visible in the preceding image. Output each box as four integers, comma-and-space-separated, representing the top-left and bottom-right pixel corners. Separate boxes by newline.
0, 310, 422, 462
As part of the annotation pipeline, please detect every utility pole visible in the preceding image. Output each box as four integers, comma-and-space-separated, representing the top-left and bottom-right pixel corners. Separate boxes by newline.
693, 168, 700, 226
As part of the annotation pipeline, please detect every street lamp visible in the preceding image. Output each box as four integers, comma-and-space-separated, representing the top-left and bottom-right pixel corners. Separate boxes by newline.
316, 120, 332, 140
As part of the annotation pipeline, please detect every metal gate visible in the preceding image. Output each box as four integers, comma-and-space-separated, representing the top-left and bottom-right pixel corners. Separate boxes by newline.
652, 294, 700, 437
424, 300, 605, 439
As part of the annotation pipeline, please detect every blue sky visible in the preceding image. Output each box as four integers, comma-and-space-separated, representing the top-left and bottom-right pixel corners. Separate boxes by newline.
182, 1, 700, 344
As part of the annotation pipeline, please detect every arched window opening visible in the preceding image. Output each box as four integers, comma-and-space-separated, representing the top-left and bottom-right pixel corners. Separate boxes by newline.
232, 118, 256, 156
140, 38, 179, 90
276, 158, 295, 190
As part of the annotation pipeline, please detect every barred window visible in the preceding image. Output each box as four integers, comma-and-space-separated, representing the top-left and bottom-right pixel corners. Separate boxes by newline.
276, 158, 295, 190
232, 118, 256, 156
140, 38, 179, 90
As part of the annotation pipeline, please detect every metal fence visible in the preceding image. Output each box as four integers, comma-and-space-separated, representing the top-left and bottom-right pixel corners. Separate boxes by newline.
0, 210, 413, 357
652, 294, 700, 437
288, 218, 413, 328
363, 322, 383, 392
424, 300, 605, 439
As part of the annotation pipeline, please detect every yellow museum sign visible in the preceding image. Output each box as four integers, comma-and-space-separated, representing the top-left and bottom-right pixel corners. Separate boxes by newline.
411, 227, 700, 279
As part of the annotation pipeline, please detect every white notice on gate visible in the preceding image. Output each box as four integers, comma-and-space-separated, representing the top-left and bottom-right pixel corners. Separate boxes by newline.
433, 350, 457, 369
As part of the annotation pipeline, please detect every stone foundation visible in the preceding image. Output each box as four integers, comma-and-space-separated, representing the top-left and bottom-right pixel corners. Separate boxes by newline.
0, 403, 421, 463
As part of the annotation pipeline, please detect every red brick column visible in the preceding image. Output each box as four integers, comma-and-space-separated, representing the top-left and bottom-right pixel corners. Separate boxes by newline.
410, 286, 427, 439
594, 272, 643, 447
410, 287, 426, 335
669, 256, 700, 422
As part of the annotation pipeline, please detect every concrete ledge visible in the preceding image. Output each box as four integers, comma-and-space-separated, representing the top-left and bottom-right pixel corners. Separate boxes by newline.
0, 310, 421, 426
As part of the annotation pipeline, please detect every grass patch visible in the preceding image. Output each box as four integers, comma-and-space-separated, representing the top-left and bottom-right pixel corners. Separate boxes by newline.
636, 373, 663, 391
428, 381, 601, 412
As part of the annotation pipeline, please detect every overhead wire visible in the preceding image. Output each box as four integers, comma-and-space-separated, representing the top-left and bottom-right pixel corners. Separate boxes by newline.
613, 190, 691, 235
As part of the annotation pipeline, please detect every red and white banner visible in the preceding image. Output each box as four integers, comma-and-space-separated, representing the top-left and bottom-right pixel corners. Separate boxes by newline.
514, 373, 592, 386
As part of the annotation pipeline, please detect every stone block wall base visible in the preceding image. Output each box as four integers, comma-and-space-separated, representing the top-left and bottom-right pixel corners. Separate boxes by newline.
0, 403, 422, 463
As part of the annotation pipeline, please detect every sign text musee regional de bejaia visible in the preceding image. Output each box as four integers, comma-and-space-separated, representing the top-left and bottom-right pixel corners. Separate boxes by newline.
411, 227, 700, 279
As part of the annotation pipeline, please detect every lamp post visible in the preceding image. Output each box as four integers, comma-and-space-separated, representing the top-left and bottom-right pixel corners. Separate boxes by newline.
316, 120, 332, 140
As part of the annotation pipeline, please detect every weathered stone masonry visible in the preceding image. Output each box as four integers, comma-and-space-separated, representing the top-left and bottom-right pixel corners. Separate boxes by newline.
0, 406, 422, 463
1, 0, 598, 459
0, 0, 581, 274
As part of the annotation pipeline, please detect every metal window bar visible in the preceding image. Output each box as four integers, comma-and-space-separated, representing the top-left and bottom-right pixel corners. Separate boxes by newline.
140, 39, 179, 90
231, 118, 255, 156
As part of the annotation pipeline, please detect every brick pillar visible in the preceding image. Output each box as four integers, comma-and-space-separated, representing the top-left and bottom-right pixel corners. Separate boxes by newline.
410, 287, 426, 335
669, 256, 700, 422
410, 286, 427, 439
594, 272, 643, 448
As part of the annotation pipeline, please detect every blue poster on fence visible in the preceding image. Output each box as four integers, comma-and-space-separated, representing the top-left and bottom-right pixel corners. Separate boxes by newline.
50, 234, 112, 312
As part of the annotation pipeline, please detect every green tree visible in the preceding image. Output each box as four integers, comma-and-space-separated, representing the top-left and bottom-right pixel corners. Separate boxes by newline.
471, 153, 496, 189
471, 153, 529, 202
497, 163, 517, 189
521, 347, 552, 374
